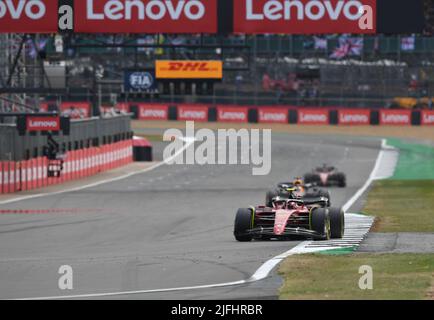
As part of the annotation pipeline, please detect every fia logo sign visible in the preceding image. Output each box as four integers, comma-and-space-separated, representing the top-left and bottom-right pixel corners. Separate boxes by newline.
129, 72, 154, 91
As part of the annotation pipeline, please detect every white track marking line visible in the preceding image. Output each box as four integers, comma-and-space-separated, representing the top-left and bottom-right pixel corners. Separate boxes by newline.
342, 139, 397, 212
15, 138, 392, 300
0, 140, 194, 205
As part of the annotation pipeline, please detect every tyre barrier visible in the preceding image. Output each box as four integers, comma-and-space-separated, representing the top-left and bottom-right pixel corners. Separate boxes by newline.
127, 103, 434, 126
0, 140, 133, 194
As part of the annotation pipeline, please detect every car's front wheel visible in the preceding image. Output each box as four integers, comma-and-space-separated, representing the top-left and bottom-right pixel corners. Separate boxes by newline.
234, 208, 254, 242
329, 207, 345, 239
310, 208, 331, 241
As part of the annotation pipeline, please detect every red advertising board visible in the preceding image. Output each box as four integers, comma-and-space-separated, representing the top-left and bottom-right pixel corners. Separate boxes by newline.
298, 108, 329, 124
178, 105, 209, 122
258, 108, 288, 123
74, 0, 217, 34
26, 116, 60, 132
421, 110, 434, 125
234, 0, 377, 34
60, 102, 91, 119
138, 104, 169, 120
0, 0, 57, 33
116, 102, 130, 113
379, 109, 411, 125
338, 109, 370, 125
217, 106, 249, 123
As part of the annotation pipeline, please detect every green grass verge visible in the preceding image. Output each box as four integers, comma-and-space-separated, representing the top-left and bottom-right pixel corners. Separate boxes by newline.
362, 180, 434, 232
387, 138, 434, 180
278, 253, 434, 300
135, 134, 164, 142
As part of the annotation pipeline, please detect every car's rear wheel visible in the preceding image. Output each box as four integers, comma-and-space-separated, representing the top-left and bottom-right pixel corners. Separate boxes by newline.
329, 207, 345, 239
265, 189, 278, 207
338, 173, 346, 187
310, 208, 331, 241
234, 208, 254, 242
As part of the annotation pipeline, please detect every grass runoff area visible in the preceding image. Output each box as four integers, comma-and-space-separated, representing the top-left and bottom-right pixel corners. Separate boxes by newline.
279, 139, 434, 300
279, 253, 434, 300
364, 138, 434, 233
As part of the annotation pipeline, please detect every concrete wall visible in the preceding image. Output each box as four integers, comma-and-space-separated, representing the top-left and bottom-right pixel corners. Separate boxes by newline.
0, 115, 132, 161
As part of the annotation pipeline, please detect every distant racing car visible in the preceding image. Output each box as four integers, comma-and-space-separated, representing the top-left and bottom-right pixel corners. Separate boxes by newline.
304, 164, 346, 187
265, 178, 331, 207
234, 197, 345, 242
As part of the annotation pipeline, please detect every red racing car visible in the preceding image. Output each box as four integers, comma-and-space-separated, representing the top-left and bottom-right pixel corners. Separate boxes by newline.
304, 164, 346, 187
234, 197, 344, 242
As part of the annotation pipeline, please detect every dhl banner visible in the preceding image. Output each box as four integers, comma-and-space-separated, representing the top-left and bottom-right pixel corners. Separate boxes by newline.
156, 61, 223, 79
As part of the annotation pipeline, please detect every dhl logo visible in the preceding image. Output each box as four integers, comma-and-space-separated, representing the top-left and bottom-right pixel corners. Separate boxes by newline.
156, 60, 223, 79
167, 62, 214, 72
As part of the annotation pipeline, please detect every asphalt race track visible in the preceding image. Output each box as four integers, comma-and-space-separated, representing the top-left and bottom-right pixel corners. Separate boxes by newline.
0, 133, 381, 299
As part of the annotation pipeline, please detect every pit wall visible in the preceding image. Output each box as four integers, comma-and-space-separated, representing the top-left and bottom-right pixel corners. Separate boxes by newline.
0, 140, 133, 194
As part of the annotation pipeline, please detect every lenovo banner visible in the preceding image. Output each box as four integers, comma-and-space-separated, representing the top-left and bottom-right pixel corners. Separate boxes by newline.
40, 101, 91, 118
0, 0, 424, 34
338, 109, 370, 125
74, 0, 217, 33
26, 116, 60, 132
234, 0, 377, 34
298, 108, 329, 124
156, 61, 223, 79
217, 106, 249, 123
258, 108, 288, 123
138, 104, 169, 120
379, 109, 411, 125
178, 105, 208, 122
421, 110, 434, 126
60, 102, 91, 119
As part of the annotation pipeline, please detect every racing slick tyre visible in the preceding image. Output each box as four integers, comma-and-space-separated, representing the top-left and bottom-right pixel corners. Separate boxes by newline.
303, 173, 314, 184
310, 208, 331, 241
234, 208, 254, 242
265, 189, 278, 207
337, 173, 346, 187
305, 173, 321, 185
329, 207, 345, 239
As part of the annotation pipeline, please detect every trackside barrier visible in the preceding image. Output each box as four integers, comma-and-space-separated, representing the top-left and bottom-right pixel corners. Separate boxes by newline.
128, 103, 432, 126
0, 140, 133, 195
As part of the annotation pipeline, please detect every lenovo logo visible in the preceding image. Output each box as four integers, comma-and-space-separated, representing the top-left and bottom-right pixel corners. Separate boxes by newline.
141, 109, 166, 118
380, 111, 410, 125
26, 117, 60, 132
298, 110, 329, 124
340, 114, 369, 123
301, 114, 327, 122
246, 0, 364, 21
178, 106, 208, 121
235, 0, 376, 34
219, 112, 246, 121
138, 105, 168, 120
421, 111, 434, 125
86, 0, 206, 21
258, 109, 288, 123
217, 108, 249, 122
339, 110, 370, 125
0, 0, 46, 20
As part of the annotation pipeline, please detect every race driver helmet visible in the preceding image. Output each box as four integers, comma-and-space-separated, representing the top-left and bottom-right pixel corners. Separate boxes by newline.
293, 177, 303, 186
